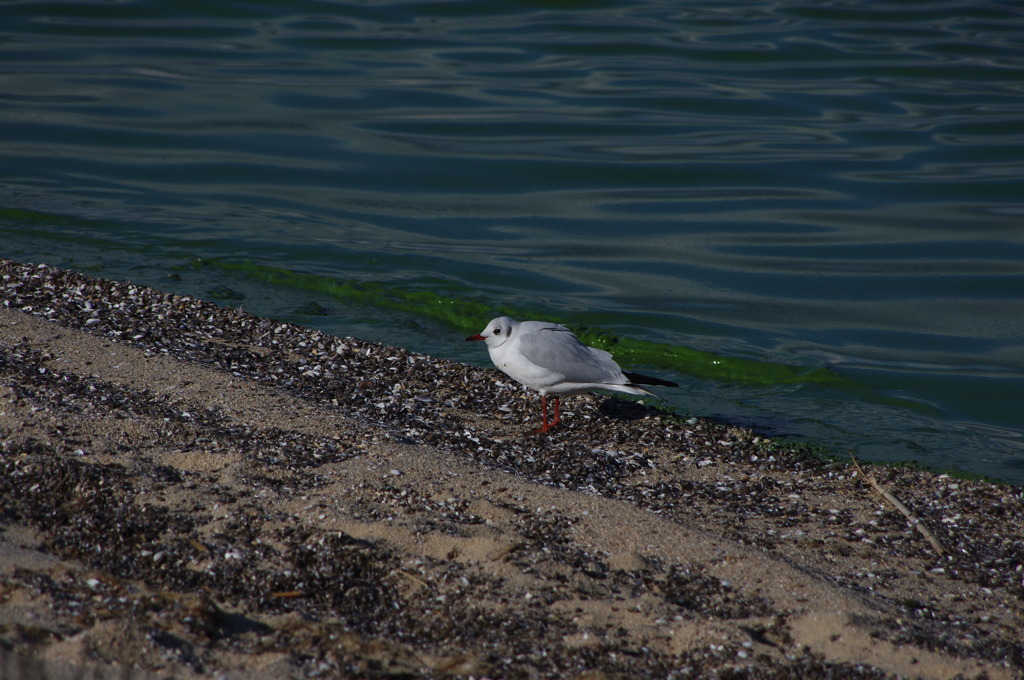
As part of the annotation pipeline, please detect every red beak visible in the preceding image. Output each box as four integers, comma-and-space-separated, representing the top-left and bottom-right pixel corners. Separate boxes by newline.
465, 334, 485, 341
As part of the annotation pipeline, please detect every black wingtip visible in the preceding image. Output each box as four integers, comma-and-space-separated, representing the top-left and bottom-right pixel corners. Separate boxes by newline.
623, 371, 678, 388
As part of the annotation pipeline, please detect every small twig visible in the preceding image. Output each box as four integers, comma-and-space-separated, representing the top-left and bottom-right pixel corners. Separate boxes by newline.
393, 569, 430, 590
850, 454, 946, 557
270, 590, 304, 599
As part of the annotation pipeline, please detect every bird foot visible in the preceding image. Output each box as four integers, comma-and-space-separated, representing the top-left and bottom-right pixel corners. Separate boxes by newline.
532, 417, 561, 434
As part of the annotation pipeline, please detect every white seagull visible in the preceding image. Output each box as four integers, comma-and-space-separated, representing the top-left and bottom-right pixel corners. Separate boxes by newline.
466, 316, 677, 432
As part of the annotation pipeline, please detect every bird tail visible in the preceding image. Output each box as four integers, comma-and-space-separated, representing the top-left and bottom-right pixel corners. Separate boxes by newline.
623, 371, 678, 388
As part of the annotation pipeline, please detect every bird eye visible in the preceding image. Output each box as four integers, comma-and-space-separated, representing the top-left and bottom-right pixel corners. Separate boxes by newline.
494, 328, 502, 335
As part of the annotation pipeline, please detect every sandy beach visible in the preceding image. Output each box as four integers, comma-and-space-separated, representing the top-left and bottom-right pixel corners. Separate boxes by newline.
0, 259, 1021, 679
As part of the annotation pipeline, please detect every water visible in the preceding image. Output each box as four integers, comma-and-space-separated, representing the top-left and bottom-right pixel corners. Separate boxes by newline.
2, 0, 1023, 483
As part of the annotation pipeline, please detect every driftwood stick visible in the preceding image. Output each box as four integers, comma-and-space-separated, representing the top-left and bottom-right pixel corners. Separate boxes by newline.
850, 454, 946, 557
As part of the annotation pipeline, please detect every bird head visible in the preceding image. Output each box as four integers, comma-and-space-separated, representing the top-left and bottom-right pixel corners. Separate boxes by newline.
465, 316, 516, 348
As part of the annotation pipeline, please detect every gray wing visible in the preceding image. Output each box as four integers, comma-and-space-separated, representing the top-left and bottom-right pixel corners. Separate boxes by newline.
517, 323, 624, 384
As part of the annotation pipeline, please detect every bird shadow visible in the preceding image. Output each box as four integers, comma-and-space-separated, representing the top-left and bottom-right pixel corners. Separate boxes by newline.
596, 396, 667, 422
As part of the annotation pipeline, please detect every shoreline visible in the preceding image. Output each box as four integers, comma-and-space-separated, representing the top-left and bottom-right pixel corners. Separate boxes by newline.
0, 259, 1021, 679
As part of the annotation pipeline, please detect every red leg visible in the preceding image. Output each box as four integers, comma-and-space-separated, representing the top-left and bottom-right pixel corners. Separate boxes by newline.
533, 395, 561, 433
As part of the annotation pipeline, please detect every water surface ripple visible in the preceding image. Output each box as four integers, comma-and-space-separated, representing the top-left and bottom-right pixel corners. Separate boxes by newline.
2, 0, 1023, 481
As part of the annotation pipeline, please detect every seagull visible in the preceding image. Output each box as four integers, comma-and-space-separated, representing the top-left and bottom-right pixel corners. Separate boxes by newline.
466, 316, 677, 432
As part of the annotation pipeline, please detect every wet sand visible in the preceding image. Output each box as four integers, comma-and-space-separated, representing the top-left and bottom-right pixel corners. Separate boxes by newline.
0, 259, 1021, 679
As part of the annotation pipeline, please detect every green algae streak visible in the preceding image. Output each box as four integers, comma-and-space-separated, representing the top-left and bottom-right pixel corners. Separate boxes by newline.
0, 204, 930, 410
215, 259, 860, 390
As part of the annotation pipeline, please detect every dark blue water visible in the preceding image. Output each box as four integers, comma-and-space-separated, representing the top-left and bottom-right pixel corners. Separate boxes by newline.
2, 0, 1023, 482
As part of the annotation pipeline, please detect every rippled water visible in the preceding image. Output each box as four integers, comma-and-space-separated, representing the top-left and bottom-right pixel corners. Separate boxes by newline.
2, 0, 1023, 482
